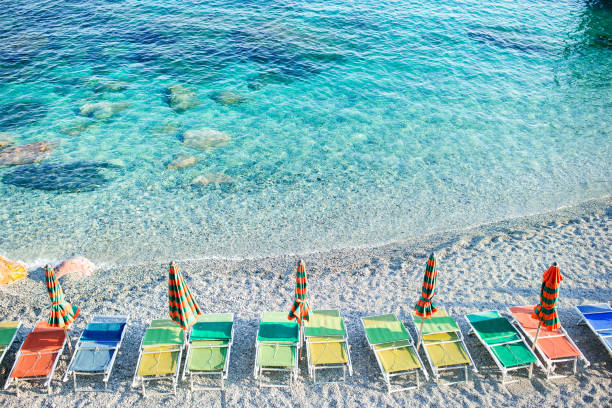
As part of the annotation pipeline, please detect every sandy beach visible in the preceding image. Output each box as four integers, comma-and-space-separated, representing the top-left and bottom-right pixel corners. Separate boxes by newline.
0, 200, 610, 408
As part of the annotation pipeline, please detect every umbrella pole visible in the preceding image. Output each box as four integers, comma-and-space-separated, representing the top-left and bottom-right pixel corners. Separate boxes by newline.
64, 327, 73, 356
417, 317, 424, 353
532, 321, 542, 351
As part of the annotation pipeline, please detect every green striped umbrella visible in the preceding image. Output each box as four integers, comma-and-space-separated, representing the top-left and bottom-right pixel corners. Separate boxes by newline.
531, 262, 563, 349
45, 264, 79, 353
45, 264, 80, 328
288, 260, 310, 324
168, 261, 202, 329
414, 253, 438, 351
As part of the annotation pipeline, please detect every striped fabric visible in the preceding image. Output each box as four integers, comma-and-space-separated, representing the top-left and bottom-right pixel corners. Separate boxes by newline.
414, 253, 438, 319
288, 260, 311, 324
45, 265, 79, 328
532, 263, 563, 331
168, 261, 202, 329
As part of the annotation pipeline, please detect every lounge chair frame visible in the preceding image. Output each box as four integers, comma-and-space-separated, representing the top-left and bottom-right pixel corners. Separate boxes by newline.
411, 312, 477, 386
3, 322, 67, 396
506, 307, 590, 380
63, 315, 129, 391
253, 312, 299, 388
131, 320, 184, 397
361, 314, 429, 393
304, 310, 353, 384
465, 311, 541, 385
182, 313, 234, 391
0, 321, 22, 365
575, 303, 612, 358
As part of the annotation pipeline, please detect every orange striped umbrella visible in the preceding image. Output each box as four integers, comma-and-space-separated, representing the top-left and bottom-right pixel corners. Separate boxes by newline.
531, 262, 563, 349
45, 264, 79, 328
168, 261, 202, 329
414, 253, 438, 351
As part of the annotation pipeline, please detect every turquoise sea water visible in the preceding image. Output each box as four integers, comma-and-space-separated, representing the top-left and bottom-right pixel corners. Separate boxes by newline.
0, 0, 610, 265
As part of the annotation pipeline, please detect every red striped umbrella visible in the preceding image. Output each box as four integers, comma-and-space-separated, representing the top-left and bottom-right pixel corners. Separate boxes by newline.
531, 262, 563, 349
168, 261, 202, 329
414, 253, 438, 351
45, 264, 80, 328
45, 264, 79, 353
288, 260, 311, 325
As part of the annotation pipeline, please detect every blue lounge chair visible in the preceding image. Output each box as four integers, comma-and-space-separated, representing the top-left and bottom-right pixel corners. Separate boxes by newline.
576, 304, 612, 358
63, 315, 128, 391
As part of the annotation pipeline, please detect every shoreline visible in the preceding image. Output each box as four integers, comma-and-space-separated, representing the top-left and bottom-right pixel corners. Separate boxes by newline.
10, 195, 612, 271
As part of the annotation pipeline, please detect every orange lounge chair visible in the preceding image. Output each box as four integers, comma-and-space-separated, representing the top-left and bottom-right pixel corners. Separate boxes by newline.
3, 322, 68, 395
507, 306, 589, 379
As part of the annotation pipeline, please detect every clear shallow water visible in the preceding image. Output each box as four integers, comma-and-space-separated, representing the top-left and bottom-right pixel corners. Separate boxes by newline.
0, 0, 610, 265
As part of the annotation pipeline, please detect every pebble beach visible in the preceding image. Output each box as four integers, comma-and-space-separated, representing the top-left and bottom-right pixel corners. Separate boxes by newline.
0, 199, 610, 407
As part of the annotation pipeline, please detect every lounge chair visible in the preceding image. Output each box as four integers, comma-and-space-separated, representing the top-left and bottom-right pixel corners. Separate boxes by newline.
183, 313, 234, 390
303, 310, 353, 383
361, 314, 428, 393
253, 312, 299, 387
508, 305, 589, 379
411, 308, 477, 385
576, 304, 612, 358
0, 321, 21, 365
465, 311, 540, 384
132, 319, 184, 396
63, 315, 128, 391
4, 322, 67, 395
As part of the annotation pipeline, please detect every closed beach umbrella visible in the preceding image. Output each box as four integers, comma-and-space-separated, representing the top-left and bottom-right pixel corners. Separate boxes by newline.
288, 260, 311, 357
45, 264, 80, 352
168, 261, 202, 329
414, 253, 438, 351
531, 262, 563, 349
288, 260, 311, 324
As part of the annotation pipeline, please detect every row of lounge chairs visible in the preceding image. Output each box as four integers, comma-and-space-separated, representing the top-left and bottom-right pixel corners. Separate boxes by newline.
0, 304, 610, 395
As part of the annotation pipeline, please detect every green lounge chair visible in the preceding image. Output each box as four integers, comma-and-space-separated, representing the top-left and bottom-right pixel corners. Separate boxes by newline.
304, 310, 353, 383
0, 321, 21, 366
254, 312, 299, 387
465, 311, 539, 384
412, 308, 477, 385
131, 319, 184, 397
361, 314, 428, 393
183, 313, 234, 390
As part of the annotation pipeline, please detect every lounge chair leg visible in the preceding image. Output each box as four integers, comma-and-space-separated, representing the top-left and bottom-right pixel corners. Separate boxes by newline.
573, 359, 577, 374
141, 381, 146, 397
73, 372, 77, 391
528, 364, 533, 379
465, 366, 468, 383
416, 370, 420, 388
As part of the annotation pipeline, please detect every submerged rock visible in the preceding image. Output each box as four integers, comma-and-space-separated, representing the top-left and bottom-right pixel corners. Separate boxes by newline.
0, 134, 13, 150
166, 154, 198, 170
91, 80, 130, 93
79, 101, 130, 119
0, 141, 55, 165
190, 173, 235, 185
61, 120, 98, 136
166, 85, 200, 112
0, 101, 48, 130
182, 128, 231, 151
151, 122, 181, 135
1, 161, 122, 192
209, 90, 248, 106
55, 257, 95, 279
247, 70, 293, 90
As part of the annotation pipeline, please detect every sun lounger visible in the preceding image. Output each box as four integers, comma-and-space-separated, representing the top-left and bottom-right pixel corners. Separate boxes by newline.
132, 319, 185, 396
254, 312, 299, 387
303, 310, 353, 383
576, 303, 612, 358
63, 315, 128, 391
0, 321, 21, 366
183, 313, 234, 390
465, 311, 540, 384
4, 322, 67, 395
412, 308, 477, 385
361, 314, 428, 393
508, 305, 589, 379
